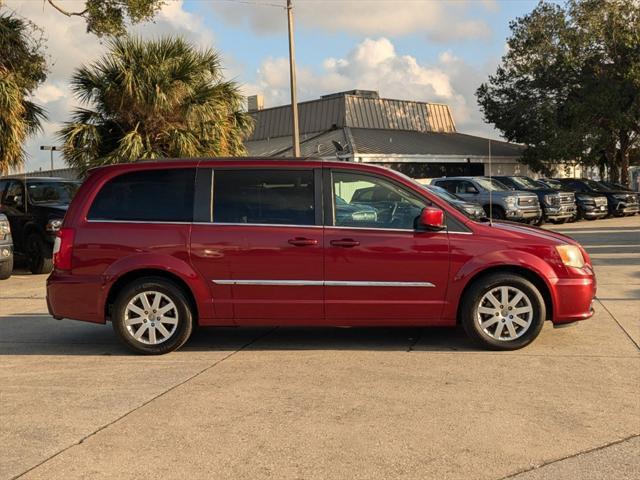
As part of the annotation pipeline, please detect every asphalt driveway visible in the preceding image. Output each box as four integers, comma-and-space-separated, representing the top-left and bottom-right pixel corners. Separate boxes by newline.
1, 216, 638, 480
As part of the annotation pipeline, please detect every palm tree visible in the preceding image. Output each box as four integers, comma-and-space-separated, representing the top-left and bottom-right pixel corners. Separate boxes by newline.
59, 36, 253, 173
0, 13, 47, 175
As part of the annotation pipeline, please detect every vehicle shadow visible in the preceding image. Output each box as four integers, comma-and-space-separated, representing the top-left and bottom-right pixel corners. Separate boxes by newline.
0, 314, 479, 356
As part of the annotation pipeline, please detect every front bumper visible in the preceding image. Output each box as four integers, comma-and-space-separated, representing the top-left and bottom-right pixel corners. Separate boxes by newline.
551, 270, 597, 324
544, 204, 577, 220
614, 203, 639, 215
0, 242, 12, 263
581, 203, 608, 218
506, 207, 542, 221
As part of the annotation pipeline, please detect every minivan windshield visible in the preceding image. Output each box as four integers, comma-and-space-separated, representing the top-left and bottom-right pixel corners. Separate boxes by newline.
27, 181, 80, 205
475, 178, 509, 192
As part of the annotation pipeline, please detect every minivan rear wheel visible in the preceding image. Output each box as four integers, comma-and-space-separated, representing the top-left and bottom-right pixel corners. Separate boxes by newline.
112, 277, 193, 354
461, 273, 545, 350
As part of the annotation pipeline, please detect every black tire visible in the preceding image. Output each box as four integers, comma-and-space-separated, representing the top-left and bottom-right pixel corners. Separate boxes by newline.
26, 233, 53, 274
112, 277, 194, 355
460, 273, 546, 350
484, 205, 505, 220
0, 257, 13, 280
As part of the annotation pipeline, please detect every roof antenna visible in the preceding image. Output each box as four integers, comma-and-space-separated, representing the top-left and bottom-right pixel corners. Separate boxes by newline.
488, 138, 493, 226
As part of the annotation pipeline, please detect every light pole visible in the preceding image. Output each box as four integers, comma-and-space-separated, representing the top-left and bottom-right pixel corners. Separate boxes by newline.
286, 0, 300, 157
40, 145, 61, 171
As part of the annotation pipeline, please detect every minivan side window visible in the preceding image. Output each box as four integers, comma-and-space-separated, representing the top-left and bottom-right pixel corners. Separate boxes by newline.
213, 169, 315, 225
332, 171, 426, 230
88, 169, 196, 222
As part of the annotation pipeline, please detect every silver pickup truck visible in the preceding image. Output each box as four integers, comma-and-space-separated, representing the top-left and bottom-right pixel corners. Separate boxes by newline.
431, 177, 542, 223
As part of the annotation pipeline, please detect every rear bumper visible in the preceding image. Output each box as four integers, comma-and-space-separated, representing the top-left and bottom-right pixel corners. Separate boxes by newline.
551, 274, 597, 324
47, 271, 106, 323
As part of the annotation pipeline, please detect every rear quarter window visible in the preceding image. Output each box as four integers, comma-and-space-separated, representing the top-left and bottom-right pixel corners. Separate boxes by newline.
88, 169, 196, 222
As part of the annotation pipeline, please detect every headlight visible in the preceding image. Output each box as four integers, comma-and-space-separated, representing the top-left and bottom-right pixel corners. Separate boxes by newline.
555, 245, 585, 268
0, 219, 10, 240
544, 194, 560, 206
463, 206, 478, 214
505, 196, 517, 207
46, 219, 63, 233
613, 194, 628, 200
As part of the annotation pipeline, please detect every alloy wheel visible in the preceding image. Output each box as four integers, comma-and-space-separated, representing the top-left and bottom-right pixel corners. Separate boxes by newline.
124, 291, 179, 345
476, 286, 533, 341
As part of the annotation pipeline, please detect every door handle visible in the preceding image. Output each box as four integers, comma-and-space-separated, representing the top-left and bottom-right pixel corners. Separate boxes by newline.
288, 237, 318, 247
330, 238, 360, 248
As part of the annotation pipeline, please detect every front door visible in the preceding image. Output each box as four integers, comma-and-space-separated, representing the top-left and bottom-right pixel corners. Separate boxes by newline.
190, 167, 324, 324
324, 169, 450, 324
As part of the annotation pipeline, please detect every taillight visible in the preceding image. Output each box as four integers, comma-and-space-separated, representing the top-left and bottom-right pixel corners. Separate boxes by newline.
53, 228, 75, 271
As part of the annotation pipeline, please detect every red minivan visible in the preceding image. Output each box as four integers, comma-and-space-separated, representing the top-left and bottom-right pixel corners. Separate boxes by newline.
47, 159, 596, 354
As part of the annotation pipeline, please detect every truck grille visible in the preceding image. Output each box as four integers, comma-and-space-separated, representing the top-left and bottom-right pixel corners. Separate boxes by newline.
518, 195, 539, 207
594, 196, 607, 207
559, 192, 575, 205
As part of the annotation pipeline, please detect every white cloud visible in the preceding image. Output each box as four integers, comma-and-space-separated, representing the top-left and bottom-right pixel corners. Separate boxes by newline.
244, 37, 501, 138
210, 0, 493, 42
3, 0, 220, 171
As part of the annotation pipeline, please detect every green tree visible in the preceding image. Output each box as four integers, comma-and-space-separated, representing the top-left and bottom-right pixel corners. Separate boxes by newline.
477, 0, 640, 184
45, 0, 165, 37
59, 36, 253, 173
0, 12, 47, 174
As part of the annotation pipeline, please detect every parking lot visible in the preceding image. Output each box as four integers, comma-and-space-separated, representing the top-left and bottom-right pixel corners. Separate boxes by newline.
1, 216, 638, 480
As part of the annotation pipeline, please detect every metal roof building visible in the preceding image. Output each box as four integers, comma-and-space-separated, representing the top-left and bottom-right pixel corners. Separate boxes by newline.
245, 90, 528, 179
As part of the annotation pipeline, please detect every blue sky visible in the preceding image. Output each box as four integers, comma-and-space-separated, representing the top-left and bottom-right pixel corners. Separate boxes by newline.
6, 0, 539, 171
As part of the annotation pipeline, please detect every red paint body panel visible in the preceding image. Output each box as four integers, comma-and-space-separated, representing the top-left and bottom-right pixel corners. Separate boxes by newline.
190, 224, 323, 324
324, 227, 450, 324
46, 158, 596, 329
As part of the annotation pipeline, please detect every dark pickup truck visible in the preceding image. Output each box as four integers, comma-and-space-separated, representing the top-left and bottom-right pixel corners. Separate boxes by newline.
554, 178, 639, 217
0, 177, 80, 274
493, 176, 576, 224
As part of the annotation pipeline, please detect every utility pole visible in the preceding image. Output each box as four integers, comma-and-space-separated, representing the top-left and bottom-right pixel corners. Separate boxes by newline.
40, 145, 61, 171
287, 0, 300, 157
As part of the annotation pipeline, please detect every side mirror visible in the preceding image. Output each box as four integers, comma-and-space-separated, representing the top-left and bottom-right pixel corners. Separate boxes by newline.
418, 207, 445, 231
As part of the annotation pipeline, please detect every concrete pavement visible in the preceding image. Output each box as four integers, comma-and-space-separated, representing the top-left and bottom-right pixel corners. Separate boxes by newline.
1, 215, 638, 479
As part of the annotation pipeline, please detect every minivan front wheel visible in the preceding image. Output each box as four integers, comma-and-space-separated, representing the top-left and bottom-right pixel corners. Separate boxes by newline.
112, 277, 193, 354
461, 273, 545, 350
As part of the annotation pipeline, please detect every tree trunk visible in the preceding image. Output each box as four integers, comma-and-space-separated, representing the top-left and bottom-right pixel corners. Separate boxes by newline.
617, 130, 631, 187
606, 141, 617, 182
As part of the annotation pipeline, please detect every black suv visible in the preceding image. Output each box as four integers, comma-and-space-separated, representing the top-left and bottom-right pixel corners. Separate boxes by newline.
554, 178, 639, 217
0, 177, 80, 273
494, 176, 576, 224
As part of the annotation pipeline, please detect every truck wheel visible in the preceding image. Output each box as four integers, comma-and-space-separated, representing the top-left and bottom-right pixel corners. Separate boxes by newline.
112, 277, 194, 355
26, 234, 53, 274
461, 273, 545, 350
484, 205, 505, 220
0, 257, 13, 280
